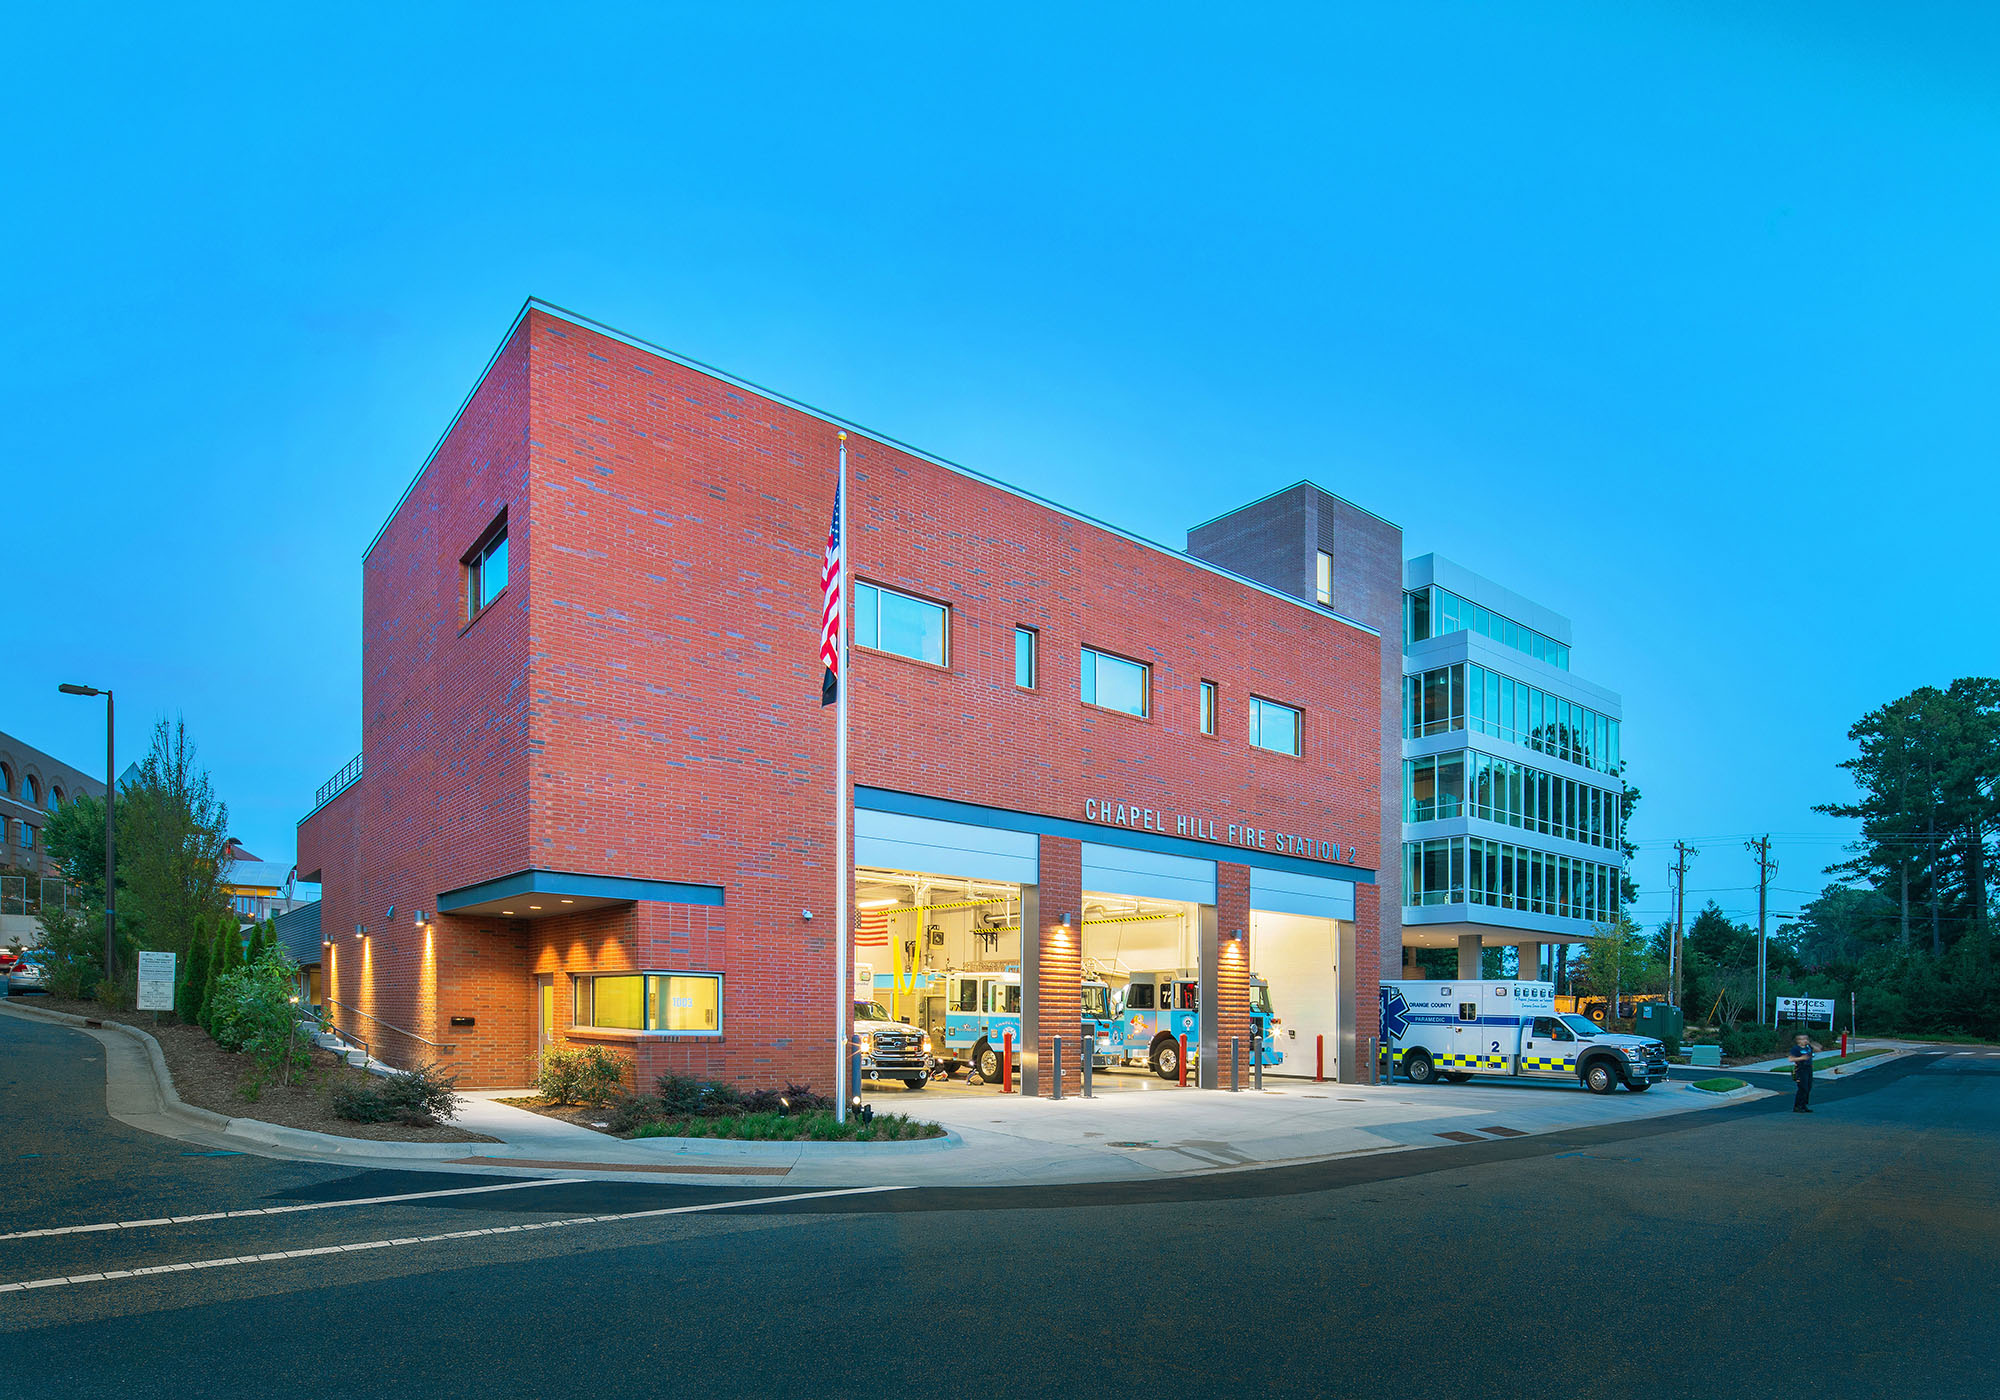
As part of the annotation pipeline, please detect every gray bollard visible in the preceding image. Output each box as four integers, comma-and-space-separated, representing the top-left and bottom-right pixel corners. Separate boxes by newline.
1231, 1037, 1241, 1091
1052, 1036, 1064, 1101
1082, 1039, 1093, 1098
1369, 1035, 1380, 1085
1253, 1032, 1263, 1091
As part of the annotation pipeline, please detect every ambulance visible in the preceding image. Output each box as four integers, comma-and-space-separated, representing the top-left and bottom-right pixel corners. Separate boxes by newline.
1380, 979, 1668, 1093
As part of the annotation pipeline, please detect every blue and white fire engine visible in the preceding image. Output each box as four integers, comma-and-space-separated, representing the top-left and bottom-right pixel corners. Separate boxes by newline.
1109, 970, 1284, 1080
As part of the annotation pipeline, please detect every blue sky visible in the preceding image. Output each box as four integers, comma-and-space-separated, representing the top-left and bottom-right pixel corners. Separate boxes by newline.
6, 3, 1995, 927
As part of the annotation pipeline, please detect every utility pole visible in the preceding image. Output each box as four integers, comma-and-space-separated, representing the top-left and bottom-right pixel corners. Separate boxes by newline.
1747, 835, 1776, 1026
1671, 841, 1695, 1010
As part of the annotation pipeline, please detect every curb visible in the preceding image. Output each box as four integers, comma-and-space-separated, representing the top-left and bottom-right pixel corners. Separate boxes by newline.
1685, 1080, 1758, 1099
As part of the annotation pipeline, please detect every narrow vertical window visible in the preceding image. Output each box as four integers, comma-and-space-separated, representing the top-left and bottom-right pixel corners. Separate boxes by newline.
464, 513, 509, 620
1315, 550, 1334, 605
1014, 627, 1038, 690
1199, 680, 1217, 735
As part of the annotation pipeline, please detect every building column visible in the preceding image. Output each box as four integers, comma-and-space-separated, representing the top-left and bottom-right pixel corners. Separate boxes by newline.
1458, 933, 1483, 979
1516, 942, 1541, 981
1353, 881, 1382, 1084
1201, 862, 1252, 1091
1027, 835, 1082, 1097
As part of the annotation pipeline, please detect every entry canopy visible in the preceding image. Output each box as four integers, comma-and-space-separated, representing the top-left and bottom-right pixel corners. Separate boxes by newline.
436, 868, 725, 921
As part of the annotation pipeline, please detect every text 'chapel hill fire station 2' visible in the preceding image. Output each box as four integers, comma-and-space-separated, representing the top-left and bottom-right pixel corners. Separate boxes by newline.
300, 299, 1617, 1099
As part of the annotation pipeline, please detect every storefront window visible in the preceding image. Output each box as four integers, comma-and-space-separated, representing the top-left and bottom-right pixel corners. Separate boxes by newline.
573, 972, 722, 1034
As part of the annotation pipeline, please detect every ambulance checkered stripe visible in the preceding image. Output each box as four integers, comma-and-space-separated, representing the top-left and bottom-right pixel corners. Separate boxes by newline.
1521, 1056, 1574, 1071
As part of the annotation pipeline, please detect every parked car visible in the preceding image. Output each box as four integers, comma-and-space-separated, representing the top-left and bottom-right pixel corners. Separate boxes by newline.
8, 953, 51, 994
0, 948, 20, 976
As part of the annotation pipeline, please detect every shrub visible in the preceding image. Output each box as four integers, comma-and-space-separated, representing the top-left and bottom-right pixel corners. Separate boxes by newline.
538, 1045, 629, 1105
607, 1092, 665, 1134
333, 1063, 462, 1125
655, 1072, 745, 1117
741, 1083, 833, 1115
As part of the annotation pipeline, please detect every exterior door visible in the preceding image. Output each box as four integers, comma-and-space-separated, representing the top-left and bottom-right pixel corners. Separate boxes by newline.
1521, 1015, 1576, 1077
535, 975, 555, 1060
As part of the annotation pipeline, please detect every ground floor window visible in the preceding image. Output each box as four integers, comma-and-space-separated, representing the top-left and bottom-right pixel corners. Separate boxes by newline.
573, 972, 722, 1033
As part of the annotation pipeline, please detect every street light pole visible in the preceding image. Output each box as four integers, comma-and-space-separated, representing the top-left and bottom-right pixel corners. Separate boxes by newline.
58, 683, 115, 983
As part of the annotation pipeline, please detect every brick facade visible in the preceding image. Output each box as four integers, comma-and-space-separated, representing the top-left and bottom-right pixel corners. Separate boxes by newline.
301, 304, 1382, 1093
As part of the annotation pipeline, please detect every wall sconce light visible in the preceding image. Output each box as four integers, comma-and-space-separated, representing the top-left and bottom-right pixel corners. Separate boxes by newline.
801, 909, 813, 921
385, 904, 395, 921
354, 924, 366, 940
1227, 927, 1244, 942
413, 909, 429, 925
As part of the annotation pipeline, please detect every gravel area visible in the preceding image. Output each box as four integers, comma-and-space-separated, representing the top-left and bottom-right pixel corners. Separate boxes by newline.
26, 996, 498, 1143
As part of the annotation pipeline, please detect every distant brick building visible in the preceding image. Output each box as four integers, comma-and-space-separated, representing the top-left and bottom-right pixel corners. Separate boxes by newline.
298, 302, 1388, 1094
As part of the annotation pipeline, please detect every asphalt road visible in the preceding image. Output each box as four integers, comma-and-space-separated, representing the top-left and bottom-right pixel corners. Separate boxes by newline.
2, 1010, 1995, 1400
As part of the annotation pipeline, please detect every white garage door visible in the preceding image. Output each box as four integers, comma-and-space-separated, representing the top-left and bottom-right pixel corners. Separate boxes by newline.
1250, 866, 1356, 921
1082, 842, 1216, 904
856, 811, 1039, 886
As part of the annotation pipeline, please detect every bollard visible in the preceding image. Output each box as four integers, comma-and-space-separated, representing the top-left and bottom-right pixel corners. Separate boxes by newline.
1253, 1032, 1263, 1091
1369, 1034, 1379, 1085
1082, 1039, 1094, 1098
1052, 1036, 1064, 1101
1178, 1033, 1189, 1087
1231, 1037, 1241, 1091
850, 1042, 863, 1103
1001, 1030, 1014, 1093
1841, 1031, 1848, 1056
1316, 1033, 1325, 1083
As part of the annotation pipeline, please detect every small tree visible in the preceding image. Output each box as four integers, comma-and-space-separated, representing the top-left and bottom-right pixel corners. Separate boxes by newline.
178, 925, 212, 1023
207, 947, 311, 1088
245, 922, 265, 965
1580, 915, 1662, 1019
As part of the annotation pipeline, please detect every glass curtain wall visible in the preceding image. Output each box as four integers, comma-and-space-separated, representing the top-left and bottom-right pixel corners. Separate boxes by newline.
1403, 837, 1620, 923
1403, 586, 1570, 669
1404, 753, 1623, 850
1404, 663, 1620, 776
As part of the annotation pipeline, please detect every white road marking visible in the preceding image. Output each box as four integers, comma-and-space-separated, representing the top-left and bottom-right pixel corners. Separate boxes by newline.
0, 1177, 588, 1243
0, 1186, 904, 1294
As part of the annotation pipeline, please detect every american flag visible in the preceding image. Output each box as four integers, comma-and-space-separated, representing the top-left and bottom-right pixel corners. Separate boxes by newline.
819, 481, 842, 707
855, 907, 890, 949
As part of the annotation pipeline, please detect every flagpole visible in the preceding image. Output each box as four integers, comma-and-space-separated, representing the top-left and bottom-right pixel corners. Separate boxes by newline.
835, 431, 851, 1124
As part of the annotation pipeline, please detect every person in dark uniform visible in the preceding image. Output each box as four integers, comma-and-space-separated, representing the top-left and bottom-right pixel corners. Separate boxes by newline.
1790, 1032, 1816, 1112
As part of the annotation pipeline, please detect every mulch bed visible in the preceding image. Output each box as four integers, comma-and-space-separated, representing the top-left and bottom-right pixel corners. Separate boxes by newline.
24, 996, 497, 1143
496, 1097, 617, 1133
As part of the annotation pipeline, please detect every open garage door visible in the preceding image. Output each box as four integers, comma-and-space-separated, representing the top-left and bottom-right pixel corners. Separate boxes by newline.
1250, 869, 1358, 1080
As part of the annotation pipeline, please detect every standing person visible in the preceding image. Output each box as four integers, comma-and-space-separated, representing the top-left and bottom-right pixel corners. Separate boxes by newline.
1789, 1032, 1816, 1113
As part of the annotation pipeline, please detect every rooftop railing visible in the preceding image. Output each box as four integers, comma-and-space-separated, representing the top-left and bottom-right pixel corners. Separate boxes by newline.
310, 752, 363, 815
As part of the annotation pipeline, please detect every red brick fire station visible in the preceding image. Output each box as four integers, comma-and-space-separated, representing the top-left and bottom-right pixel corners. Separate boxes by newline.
298, 301, 1389, 1095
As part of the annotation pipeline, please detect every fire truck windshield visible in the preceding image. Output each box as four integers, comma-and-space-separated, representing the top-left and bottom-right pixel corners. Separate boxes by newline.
1081, 984, 1111, 1019
1248, 984, 1273, 1016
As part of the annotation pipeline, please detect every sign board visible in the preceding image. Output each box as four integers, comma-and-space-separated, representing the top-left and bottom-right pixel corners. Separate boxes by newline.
1775, 996, 1834, 1026
136, 950, 177, 1012
855, 961, 874, 997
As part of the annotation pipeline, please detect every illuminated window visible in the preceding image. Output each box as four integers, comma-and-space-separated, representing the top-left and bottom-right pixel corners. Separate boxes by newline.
1316, 550, 1334, 605
573, 972, 722, 1034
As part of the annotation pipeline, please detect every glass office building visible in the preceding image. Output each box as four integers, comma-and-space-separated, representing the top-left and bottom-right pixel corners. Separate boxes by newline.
1400, 555, 1625, 980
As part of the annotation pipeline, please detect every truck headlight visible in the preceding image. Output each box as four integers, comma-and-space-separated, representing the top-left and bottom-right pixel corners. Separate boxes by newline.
1621, 1046, 1643, 1059
921, 1036, 932, 1054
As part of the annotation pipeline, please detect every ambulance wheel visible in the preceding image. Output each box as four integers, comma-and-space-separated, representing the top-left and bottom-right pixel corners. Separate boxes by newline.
1627, 1081, 1651, 1093
1152, 1039, 1181, 1081
1442, 1072, 1473, 1084
973, 1039, 1001, 1083
1402, 1051, 1436, 1085
1582, 1059, 1621, 1094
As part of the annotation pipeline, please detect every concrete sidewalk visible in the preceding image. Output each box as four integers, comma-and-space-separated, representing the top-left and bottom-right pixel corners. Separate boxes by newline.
3, 999, 1772, 1188
1729, 1040, 1920, 1076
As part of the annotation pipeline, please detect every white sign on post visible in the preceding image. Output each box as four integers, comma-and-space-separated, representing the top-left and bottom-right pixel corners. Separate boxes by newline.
1775, 996, 1834, 1026
136, 950, 177, 1012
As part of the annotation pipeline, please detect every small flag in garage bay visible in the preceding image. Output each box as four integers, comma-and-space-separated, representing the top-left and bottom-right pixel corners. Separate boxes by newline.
819, 481, 842, 707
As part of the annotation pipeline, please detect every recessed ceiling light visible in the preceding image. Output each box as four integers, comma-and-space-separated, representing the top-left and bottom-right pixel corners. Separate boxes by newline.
561, 898, 574, 904
529, 905, 542, 910
502, 909, 514, 915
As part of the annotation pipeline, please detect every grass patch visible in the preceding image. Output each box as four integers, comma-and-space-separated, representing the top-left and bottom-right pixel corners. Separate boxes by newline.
1692, 1077, 1746, 1093
630, 1109, 942, 1142
1813, 1047, 1890, 1070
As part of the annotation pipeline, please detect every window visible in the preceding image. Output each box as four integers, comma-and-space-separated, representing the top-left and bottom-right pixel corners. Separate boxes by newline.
983, 981, 1021, 1014
1080, 647, 1149, 717
1458, 1002, 1479, 1022
22, 776, 39, 806
0, 763, 11, 795
19, 823, 32, 849
1403, 662, 1621, 776
465, 516, 508, 619
1412, 837, 1621, 922
48, 786, 62, 811
1014, 627, 1037, 689
1127, 982, 1155, 1011
573, 972, 722, 1034
955, 979, 980, 1012
1176, 981, 1198, 1011
1401, 585, 1568, 669
1248, 697, 1301, 755
1316, 550, 1334, 605
1199, 680, 1217, 736
854, 582, 948, 666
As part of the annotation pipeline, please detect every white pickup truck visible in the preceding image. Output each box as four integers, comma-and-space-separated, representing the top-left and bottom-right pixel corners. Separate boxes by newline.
1381, 979, 1669, 1094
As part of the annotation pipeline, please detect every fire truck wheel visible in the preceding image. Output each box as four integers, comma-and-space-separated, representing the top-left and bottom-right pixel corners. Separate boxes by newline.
973, 1039, 1001, 1083
1402, 1050, 1436, 1084
1151, 1038, 1181, 1081
903, 1075, 928, 1090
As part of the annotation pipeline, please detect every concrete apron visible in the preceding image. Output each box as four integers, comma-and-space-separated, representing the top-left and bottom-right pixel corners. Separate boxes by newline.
1, 1001, 1769, 1189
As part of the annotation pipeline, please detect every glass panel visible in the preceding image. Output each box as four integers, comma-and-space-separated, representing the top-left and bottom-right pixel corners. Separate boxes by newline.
1436, 755, 1463, 817
1468, 666, 1485, 737
855, 583, 879, 649
955, 980, 979, 1012
1250, 698, 1300, 755
1084, 649, 1148, 716
1015, 628, 1036, 689
1449, 665, 1465, 730
1408, 589, 1431, 643
876, 587, 947, 665
647, 974, 720, 1032
1316, 551, 1334, 605
478, 534, 508, 609
1529, 690, 1544, 752
1450, 838, 1465, 901
1201, 681, 1217, 735
589, 975, 643, 1030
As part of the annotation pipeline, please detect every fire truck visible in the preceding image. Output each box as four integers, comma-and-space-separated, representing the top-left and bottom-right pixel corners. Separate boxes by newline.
1108, 970, 1284, 1080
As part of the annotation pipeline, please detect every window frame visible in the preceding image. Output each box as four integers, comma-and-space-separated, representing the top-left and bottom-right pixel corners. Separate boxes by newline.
1248, 695, 1302, 756
1014, 626, 1038, 690
1315, 550, 1334, 605
1079, 645, 1151, 719
1199, 680, 1217, 737
571, 970, 724, 1036
853, 580, 951, 668
462, 512, 510, 625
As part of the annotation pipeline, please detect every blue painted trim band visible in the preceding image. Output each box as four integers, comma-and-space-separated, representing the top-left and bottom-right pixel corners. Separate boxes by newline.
855, 786, 1376, 885
437, 869, 726, 912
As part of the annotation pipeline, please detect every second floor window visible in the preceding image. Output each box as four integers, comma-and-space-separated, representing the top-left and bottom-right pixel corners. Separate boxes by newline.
1199, 680, 1217, 735
1080, 647, 1149, 718
1014, 627, 1037, 689
855, 582, 948, 666
465, 517, 508, 619
1249, 696, 1302, 755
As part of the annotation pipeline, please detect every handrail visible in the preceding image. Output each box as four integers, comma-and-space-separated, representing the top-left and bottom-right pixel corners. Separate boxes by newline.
310, 753, 363, 814
324, 997, 454, 1051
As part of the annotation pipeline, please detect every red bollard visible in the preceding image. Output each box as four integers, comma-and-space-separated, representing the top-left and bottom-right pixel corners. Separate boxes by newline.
1178, 1033, 1189, 1087
1001, 1031, 1014, 1094
1842, 1031, 1848, 1056
1316, 1033, 1325, 1083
